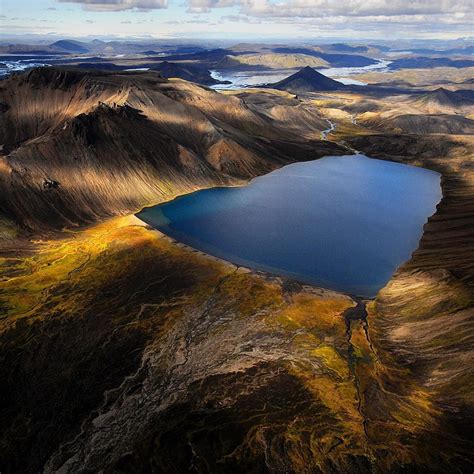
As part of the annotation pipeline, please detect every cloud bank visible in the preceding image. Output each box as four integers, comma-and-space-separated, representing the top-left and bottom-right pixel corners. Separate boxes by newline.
35, 0, 473, 38
58, 0, 168, 11
185, 0, 473, 36
187, 0, 472, 17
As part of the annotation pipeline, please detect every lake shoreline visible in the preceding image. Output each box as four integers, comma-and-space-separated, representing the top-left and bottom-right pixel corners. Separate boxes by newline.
136, 154, 441, 299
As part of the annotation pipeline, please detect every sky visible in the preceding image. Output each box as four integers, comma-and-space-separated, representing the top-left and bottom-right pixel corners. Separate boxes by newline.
1, 0, 473, 41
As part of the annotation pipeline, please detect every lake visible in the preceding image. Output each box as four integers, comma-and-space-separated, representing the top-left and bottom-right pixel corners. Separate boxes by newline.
137, 155, 441, 297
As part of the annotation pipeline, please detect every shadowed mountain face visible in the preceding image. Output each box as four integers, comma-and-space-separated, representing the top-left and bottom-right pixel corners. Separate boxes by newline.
0, 67, 343, 231
361, 113, 474, 135
355, 87, 474, 134
324, 43, 369, 53
158, 48, 237, 66
389, 57, 474, 69
267, 66, 345, 93
49, 40, 90, 53
62, 61, 226, 86
149, 61, 226, 85
160, 47, 377, 70
414, 87, 474, 109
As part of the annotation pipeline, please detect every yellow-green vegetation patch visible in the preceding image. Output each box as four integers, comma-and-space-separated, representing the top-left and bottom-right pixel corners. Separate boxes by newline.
274, 293, 351, 334
0, 215, 232, 328
0, 215, 18, 240
288, 361, 367, 450
218, 271, 284, 317
312, 344, 349, 378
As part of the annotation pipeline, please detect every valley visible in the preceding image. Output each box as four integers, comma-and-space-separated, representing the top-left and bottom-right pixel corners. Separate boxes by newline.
1, 40, 473, 473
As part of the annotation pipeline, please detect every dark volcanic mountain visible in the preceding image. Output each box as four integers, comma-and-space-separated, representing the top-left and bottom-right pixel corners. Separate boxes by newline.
149, 61, 227, 85
267, 66, 345, 93
50, 40, 90, 53
158, 48, 237, 67
65, 61, 226, 86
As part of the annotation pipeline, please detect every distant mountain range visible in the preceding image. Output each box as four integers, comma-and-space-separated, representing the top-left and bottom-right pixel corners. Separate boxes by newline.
50, 40, 89, 54
0, 40, 381, 70
148, 61, 227, 85
272, 48, 377, 67
389, 57, 474, 70
215, 53, 329, 70
64, 60, 226, 86
392, 46, 474, 56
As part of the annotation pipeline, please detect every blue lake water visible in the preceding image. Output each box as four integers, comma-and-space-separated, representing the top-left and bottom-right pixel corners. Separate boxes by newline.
137, 155, 441, 297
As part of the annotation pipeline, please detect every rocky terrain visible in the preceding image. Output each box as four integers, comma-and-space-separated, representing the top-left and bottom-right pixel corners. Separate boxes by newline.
1, 65, 473, 473
0, 67, 343, 231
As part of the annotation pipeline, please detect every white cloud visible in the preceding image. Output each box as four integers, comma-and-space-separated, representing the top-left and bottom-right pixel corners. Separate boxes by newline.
187, 0, 472, 18
187, 0, 237, 13
185, 0, 474, 35
57, 0, 168, 11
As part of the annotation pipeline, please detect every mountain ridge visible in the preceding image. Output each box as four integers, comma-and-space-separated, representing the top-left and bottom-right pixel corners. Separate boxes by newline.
0, 67, 344, 231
